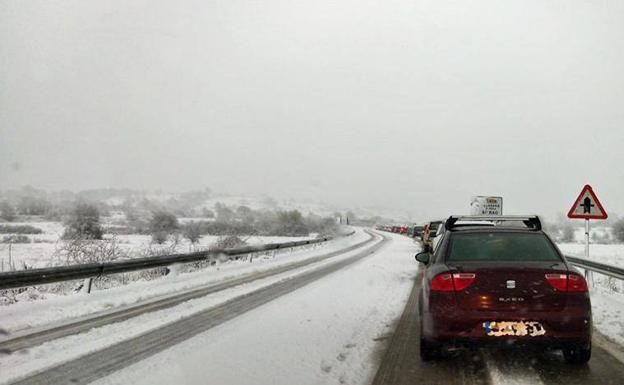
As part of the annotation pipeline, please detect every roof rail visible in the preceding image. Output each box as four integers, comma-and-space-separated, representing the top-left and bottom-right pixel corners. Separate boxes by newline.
445, 215, 541, 231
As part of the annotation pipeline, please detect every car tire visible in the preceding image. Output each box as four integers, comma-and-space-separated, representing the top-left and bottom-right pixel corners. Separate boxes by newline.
419, 318, 441, 361
420, 338, 441, 361
563, 344, 591, 364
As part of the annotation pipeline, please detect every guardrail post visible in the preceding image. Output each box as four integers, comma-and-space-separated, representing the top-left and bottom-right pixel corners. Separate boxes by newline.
84, 277, 93, 294
584, 269, 594, 288
168, 263, 182, 277
584, 219, 594, 288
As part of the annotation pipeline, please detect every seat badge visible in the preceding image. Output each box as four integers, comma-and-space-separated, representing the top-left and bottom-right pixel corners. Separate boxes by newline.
506, 280, 516, 289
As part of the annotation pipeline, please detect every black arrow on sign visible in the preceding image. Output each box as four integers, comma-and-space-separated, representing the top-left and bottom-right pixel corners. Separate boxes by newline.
581, 197, 594, 214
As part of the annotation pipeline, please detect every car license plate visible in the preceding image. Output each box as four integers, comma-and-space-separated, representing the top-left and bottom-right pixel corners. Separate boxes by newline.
483, 321, 546, 337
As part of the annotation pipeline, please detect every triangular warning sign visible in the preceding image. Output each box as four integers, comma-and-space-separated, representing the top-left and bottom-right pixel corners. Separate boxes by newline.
567, 184, 608, 219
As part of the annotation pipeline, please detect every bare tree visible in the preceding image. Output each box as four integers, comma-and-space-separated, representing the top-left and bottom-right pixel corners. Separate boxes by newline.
54, 235, 123, 265
183, 222, 202, 246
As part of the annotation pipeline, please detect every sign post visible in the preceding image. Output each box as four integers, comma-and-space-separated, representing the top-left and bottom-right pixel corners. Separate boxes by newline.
584, 218, 589, 269
567, 184, 608, 288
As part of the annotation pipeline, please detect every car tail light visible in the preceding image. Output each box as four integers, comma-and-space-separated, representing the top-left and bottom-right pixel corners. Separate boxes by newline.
431, 273, 454, 291
431, 273, 476, 291
452, 273, 476, 291
545, 273, 588, 292
545, 274, 568, 291
567, 273, 588, 292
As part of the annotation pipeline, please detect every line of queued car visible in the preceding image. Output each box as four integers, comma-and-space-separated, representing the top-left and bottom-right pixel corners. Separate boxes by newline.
375, 221, 439, 251
377, 215, 592, 364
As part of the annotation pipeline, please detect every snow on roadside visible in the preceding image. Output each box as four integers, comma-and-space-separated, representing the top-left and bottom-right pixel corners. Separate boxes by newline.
557, 242, 624, 269
556, 242, 624, 346
0, 228, 317, 270
0, 230, 383, 385
0, 229, 368, 333
92, 232, 420, 385
591, 289, 624, 346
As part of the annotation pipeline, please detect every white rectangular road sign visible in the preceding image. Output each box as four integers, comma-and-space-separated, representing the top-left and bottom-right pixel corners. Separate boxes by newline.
470, 196, 503, 215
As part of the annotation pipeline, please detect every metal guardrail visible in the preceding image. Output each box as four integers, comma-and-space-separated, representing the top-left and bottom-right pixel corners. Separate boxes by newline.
566, 255, 624, 281
0, 233, 351, 290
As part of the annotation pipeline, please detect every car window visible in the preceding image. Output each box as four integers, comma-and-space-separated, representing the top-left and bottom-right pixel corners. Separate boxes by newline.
431, 234, 447, 263
447, 232, 561, 262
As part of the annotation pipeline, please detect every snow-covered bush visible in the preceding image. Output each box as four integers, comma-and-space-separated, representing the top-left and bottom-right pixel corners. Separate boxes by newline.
149, 210, 179, 244
63, 202, 103, 240
213, 235, 247, 250
53, 236, 123, 265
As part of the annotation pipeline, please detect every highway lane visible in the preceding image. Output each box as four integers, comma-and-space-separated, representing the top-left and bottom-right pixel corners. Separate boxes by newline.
0, 231, 373, 354
9, 233, 389, 385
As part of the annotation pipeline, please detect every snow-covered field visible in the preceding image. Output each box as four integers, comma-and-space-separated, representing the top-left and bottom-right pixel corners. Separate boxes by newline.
0, 220, 316, 270
557, 242, 624, 269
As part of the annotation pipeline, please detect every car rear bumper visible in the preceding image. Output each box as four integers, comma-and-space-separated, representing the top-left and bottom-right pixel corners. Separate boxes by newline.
441, 336, 590, 350
422, 309, 592, 348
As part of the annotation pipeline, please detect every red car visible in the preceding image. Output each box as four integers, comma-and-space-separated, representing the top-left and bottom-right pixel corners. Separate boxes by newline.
415, 215, 592, 364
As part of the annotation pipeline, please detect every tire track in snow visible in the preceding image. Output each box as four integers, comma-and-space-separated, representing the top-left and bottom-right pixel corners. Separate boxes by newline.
8, 232, 388, 385
371, 269, 490, 385
0, 231, 372, 354
482, 350, 544, 385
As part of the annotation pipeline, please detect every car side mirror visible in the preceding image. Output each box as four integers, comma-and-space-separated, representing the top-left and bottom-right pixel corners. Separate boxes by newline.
415, 252, 430, 264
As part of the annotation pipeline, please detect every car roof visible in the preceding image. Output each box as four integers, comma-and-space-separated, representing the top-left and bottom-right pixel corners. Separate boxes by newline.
449, 226, 545, 234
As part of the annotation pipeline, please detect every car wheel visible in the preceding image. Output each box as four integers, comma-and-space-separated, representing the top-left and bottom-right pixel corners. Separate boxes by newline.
563, 344, 591, 364
420, 338, 441, 361
419, 319, 440, 361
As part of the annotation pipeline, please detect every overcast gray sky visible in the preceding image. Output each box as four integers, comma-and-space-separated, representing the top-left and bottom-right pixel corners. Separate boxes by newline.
1, 0, 623, 220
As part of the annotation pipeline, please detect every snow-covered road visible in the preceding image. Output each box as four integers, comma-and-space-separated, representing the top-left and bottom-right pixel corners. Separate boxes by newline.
4, 231, 624, 385
92, 232, 420, 385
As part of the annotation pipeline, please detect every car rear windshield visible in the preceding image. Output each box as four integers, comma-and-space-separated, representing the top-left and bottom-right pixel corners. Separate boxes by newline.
447, 232, 561, 262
